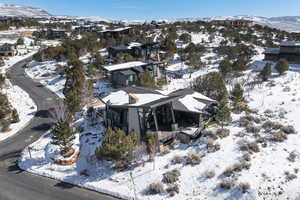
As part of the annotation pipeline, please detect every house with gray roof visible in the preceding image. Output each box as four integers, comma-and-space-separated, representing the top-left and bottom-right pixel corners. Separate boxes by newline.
101, 87, 217, 143
264, 41, 300, 63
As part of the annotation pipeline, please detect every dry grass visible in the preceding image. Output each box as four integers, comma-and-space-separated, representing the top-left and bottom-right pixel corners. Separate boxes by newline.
162, 169, 181, 184
148, 182, 164, 194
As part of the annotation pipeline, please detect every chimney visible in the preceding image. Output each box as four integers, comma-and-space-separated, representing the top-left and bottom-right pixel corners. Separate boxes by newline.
128, 93, 139, 104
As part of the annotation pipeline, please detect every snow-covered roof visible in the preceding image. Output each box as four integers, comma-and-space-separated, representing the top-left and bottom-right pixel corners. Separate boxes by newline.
280, 41, 300, 47
102, 90, 168, 107
103, 61, 147, 72
102, 87, 215, 112
100, 27, 131, 33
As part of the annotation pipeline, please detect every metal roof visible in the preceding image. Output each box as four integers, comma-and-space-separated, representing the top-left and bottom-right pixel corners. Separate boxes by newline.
263, 48, 280, 54
280, 41, 300, 47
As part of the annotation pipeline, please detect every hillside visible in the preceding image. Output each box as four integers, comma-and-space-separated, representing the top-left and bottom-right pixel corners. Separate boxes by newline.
0, 3, 51, 18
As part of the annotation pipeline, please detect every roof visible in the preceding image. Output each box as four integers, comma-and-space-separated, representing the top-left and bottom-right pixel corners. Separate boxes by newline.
102, 87, 215, 112
280, 41, 300, 47
100, 27, 131, 33
263, 48, 280, 54
119, 69, 136, 76
103, 61, 147, 72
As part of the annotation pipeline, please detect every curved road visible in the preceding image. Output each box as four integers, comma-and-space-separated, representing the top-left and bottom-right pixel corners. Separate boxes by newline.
0, 58, 118, 200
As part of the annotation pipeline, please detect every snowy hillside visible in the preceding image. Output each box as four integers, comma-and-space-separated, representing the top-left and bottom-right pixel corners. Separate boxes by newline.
0, 3, 51, 18
204, 15, 300, 32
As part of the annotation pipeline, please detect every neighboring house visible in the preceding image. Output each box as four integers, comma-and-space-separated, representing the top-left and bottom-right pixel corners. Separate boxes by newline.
212, 20, 253, 27
108, 42, 161, 60
101, 87, 217, 143
264, 41, 300, 63
75, 25, 104, 32
0, 43, 16, 57
103, 61, 166, 88
98, 27, 132, 39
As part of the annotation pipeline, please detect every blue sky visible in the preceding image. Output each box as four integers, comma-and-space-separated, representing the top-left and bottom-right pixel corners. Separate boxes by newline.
2, 0, 300, 20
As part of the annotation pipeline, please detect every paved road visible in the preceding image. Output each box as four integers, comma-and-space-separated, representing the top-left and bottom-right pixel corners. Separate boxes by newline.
0, 58, 118, 200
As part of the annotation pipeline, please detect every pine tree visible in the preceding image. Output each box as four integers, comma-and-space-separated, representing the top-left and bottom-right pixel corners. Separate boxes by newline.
95, 128, 137, 161
51, 120, 75, 156
137, 70, 156, 88
63, 58, 85, 113
219, 60, 233, 77
231, 83, 246, 112
193, 72, 228, 101
260, 63, 272, 81
215, 98, 231, 128
275, 58, 289, 75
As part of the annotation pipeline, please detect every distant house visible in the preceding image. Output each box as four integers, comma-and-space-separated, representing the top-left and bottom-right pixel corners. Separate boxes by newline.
264, 41, 300, 63
98, 27, 132, 39
0, 43, 16, 57
101, 87, 216, 143
212, 20, 253, 27
108, 42, 161, 60
75, 25, 104, 32
103, 61, 166, 88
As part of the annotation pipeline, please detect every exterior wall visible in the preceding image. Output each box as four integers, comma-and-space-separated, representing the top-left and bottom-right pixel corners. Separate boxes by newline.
128, 107, 141, 140
264, 53, 300, 63
280, 46, 300, 54
111, 71, 137, 88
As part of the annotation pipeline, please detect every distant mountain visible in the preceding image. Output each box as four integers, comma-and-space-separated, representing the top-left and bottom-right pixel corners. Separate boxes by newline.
0, 3, 51, 18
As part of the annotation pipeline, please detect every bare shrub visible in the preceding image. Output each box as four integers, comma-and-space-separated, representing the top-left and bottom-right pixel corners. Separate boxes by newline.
202, 130, 218, 140
239, 117, 252, 127
242, 152, 251, 161
287, 151, 298, 162
239, 182, 251, 193
246, 125, 260, 134
148, 182, 164, 194
238, 140, 260, 153
284, 171, 297, 181
186, 152, 202, 165
162, 169, 181, 184
204, 170, 215, 179
216, 128, 230, 138
223, 166, 234, 177
172, 155, 184, 164
271, 131, 287, 142
248, 142, 260, 153
206, 138, 215, 148
220, 179, 235, 190
160, 145, 170, 155
281, 125, 296, 134
166, 183, 179, 196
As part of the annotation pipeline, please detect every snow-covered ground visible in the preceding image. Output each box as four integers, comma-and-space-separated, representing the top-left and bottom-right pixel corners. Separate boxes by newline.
25, 61, 67, 98
0, 37, 38, 141
19, 59, 300, 200
0, 83, 37, 141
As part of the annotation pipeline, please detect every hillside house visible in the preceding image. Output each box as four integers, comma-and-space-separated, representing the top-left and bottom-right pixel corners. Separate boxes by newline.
108, 42, 161, 60
0, 43, 16, 56
212, 20, 253, 27
103, 61, 166, 88
101, 87, 217, 143
264, 41, 300, 63
98, 27, 132, 39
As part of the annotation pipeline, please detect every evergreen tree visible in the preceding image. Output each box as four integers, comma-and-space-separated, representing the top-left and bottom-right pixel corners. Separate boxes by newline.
63, 58, 85, 113
231, 83, 246, 112
11, 109, 20, 123
193, 72, 228, 101
215, 97, 231, 128
260, 63, 272, 81
51, 120, 75, 155
179, 33, 192, 43
137, 70, 156, 88
189, 52, 203, 69
16, 37, 24, 45
95, 128, 137, 161
219, 60, 233, 77
275, 58, 289, 75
